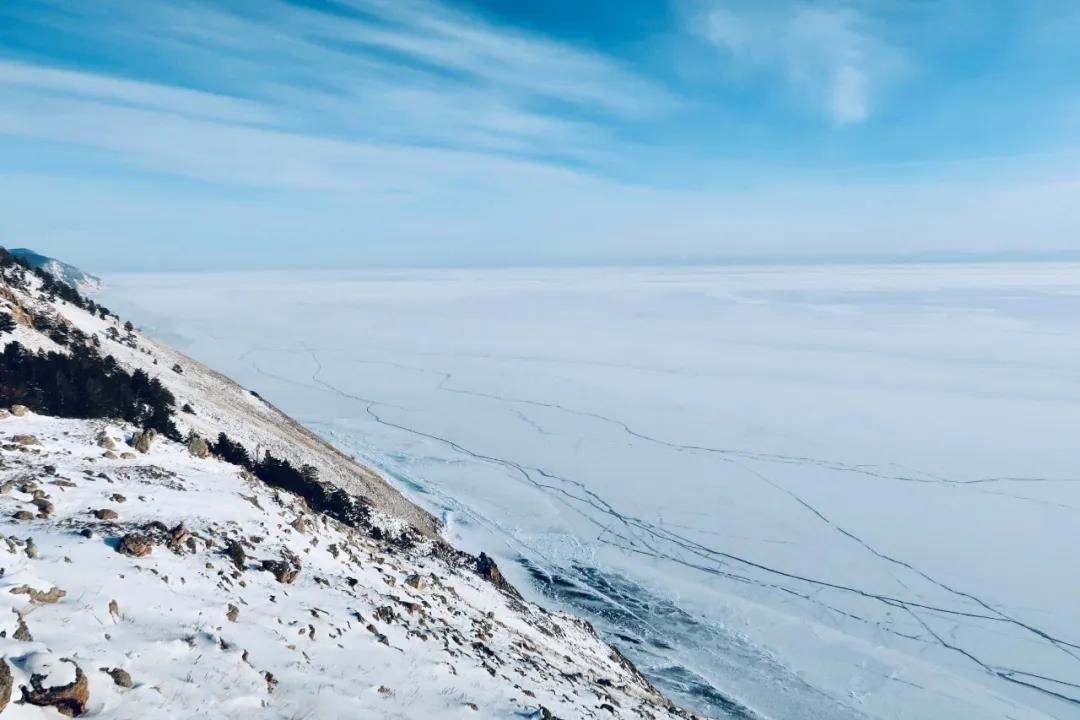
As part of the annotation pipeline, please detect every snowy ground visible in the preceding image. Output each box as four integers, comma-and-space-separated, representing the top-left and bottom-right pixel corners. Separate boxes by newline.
101, 263, 1080, 720
0, 411, 687, 719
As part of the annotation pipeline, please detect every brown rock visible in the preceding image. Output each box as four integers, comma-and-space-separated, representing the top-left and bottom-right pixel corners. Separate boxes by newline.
130, 429, 157, 454
12, 434, 40, 446
119, 452, 136, 460
10, 584, 66, 604
102, 451, 118, 460
109, 493, 126, 503
12, 510, 34, 521
95, 432, 116, 450
93, 508, 119, 521
261, 559, 299, 584
100, 667, 133, 689
0, 658, 11, 712
404, 574, 426, 591
10, 405, 29, 417
116, 533, 153, 558
13, 612, 33, 641
21, 658, 89, 717
0, 409, 9, 420
226, 604, 239, 622
186, 435, 210, 459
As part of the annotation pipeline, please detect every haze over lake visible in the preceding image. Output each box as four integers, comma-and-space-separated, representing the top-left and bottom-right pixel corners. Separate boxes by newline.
104, 262, 1080, 720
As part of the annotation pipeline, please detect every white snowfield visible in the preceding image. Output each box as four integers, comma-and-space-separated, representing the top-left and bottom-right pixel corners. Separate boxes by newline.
97, 263, 1080, 720
0, 412, 686, 719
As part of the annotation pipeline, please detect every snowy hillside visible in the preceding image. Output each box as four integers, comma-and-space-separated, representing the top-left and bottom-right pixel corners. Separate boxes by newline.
0, 251, 694, 719
6, 250, 102, 295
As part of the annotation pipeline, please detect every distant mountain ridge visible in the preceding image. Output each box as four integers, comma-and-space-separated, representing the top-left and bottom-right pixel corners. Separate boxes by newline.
9, 247, 102, 293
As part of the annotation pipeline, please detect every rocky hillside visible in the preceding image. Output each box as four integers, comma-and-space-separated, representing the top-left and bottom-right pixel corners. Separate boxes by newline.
0, 249, 696, 719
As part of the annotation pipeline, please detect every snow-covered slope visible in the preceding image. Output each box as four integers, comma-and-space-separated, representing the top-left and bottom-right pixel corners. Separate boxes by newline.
7, 250, 102, 294
0, 255, 694, 718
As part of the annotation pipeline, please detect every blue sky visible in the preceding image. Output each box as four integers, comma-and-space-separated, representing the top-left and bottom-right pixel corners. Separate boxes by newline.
1, 0, 1079, 271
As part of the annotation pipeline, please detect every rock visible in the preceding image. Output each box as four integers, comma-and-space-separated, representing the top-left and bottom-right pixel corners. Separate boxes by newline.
13, 434, 40, 446
130, 429, 157, 454
32, 498, 54, 517
0, 658, 11, 712
12, 510, 34, 521
261, 559, 299, 584
103, 451, 118, 460
224, 541, 247, 571
93, 508, 119, 521
79, 528, 94, 539
476, 552, 521, 598
116, 534, 153, 558
10, 405, 29, 417
290, 516, 311, 534
168, 523, 190, 552
13, 612, 33, 641
108, 599, 119, 617
21, 658, 89, 717
264, 672, 278, 694
226, 604, 239, 622
186, 435, 210, 459
0, 409, 9, 420
110, 493, 127, 503
95, 432, 116, 450
404, 574, 426, 591
119, 452, 136, 460
25, 539, 38, 559
100, 667, 133, 689
10, 584, 66, 604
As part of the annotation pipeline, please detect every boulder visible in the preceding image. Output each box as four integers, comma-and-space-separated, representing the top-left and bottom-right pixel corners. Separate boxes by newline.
95, 432, 116, 451
116, 534, 153, 558
21, 658, 89, 717
0, 409, 9, 420
0, 658, 11, 712
100, 667, 133, 689
93, 509, 119, 521
10, 405, 29, 417
404, 574, 426, 591
187, 435, 210, 459
13, 434, 40, 446
130, 429, 157, 454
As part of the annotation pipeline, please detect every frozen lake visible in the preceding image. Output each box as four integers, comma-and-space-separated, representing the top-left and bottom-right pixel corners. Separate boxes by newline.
102, 263, 1080, 719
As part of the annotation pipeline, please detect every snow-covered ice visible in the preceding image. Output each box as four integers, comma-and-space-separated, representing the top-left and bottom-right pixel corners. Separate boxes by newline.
101, 263, 1080, 719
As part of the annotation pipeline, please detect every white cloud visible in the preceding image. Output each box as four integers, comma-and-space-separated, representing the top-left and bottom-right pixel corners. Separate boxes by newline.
696, 1, 898, 125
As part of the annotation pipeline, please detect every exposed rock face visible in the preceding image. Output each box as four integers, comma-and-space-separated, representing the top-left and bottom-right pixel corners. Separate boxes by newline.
0, 657, 11, 712
476, 552, 521, 599
116, 533, 153, 557
130, 429, 157, 454
187, 435, 210, 459
21, 658, 90, 717
404, 574, 426, 591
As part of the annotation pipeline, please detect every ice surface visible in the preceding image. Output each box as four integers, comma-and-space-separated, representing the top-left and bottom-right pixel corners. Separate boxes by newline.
101, 263, 1080, 719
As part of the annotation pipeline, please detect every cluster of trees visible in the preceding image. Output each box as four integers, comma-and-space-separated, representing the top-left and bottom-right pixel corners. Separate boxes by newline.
211, 432, 318, 487
0, 342, 180, 439
207, 432, 360, 521
0, 311, 14, 334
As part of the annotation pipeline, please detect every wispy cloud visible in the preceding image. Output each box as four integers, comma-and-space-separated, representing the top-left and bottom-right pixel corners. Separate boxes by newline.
692, 1, 901, 125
